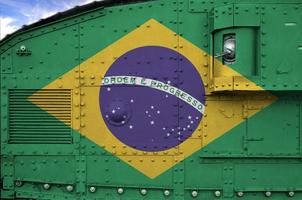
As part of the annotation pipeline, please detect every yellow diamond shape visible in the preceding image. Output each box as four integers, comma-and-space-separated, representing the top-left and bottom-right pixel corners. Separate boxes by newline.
30, 19, 276, 178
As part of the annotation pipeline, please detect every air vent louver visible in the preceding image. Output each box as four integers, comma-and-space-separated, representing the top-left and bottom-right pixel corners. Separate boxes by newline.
8, 89, 72, 144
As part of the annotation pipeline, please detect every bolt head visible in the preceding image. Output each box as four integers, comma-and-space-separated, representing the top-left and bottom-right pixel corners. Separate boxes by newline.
141, 189, 147, 195
191, 190, 198, 197
288, 191, 295, 197
66, 185, 74, 192
89, 186, 96, 193
117, 188, 124, 194
43, 183, 51, 190
164, 190, 170, 196
237, 191, 244, 197
214, 190, 221, 197
265, 191, 271, 197
15, 181, 23, 187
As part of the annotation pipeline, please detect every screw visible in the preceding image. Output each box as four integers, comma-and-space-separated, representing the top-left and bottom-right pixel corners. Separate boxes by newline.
15, 181, 23, 187
66, 185, 74, 192
164, 190, 170, 196
265, 191, 271, 197
43, 183, 51, 190
140, 189, 147, 195
117, 188, 124, 194
214, 190, 221, 197
288, 191, 295, 197
237, 191, 244, 197
191, 190, 198, 197
89, 186, 96, 193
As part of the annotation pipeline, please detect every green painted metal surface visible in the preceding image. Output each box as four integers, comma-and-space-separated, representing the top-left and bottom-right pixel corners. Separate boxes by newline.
1, 0, 302, 199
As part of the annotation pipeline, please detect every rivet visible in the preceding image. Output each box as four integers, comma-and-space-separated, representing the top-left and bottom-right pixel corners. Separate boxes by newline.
140, 189, 147, 195
288, 191, 294, 197
237, 191, 244, 197
164, 190, 170, 196
66, 185, 74, 192
89, 186, 96, 193
265, 191, 271, 197
43, 183, 51, 190
117, 188, 124, 194
191, 190, 198, 197
15, 180, 23, 187
214, 190, 221, 197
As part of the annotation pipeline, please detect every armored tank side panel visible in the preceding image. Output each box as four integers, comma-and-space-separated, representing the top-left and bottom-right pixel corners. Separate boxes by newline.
1, 0, 302, 199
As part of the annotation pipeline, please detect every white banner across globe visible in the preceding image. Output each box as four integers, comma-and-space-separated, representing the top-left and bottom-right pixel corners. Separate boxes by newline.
102, 76, 205, 114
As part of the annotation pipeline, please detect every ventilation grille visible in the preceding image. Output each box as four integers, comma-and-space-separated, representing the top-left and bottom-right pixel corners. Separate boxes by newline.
8, 89, 72, 144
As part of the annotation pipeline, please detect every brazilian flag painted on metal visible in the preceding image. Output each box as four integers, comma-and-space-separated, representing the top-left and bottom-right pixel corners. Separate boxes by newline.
4, 1, 302, 199
30, 19, 275, 178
